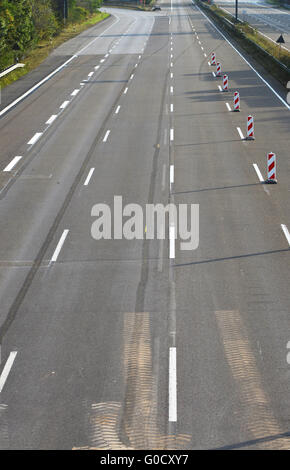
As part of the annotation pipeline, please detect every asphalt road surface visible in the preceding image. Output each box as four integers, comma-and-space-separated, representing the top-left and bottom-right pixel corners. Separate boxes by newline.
0, 0, 290, 450
213, 0, 290, 49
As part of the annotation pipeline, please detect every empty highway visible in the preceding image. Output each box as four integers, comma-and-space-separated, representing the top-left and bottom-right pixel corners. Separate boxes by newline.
0, 0, 290, 450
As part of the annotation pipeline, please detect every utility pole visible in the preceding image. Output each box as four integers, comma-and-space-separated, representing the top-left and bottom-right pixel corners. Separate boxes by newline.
235, 0, 238, 22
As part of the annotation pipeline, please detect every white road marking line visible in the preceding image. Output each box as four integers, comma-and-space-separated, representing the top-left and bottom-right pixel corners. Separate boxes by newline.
170, 128, 174, 141
130, 74, 134, 80
88, 72, 94, 77
170, 54, 173, 59
46, 114, 58, 125
169, 225, 175, 259
135, 63, 138, 68
170, 62, 173, 67
253, 163, 264, 182
212, 71, 216, 77
27, 132, 42, 145
208, 61, 211, 66
80, 82, 85, 86
3, 156, 22, 172
194, 2, 290, 110
115, 105, 121, 114
198, 41, 201, 45
138, 55, 141, 59
109, 49, 112, 53
51, 230, 69, 263
103, 130, 111, 142
60, 100, 70, 109
170, 86, 173, 94
100, 59, 105, 63
169, 347, 177, 422
170, 72, 173, 78
237, 127, 244, 140
281, 224, 290, 246
170, 165, 174, 184
204, 53, 207, 57
0, 352, 17, 393
105, 53, 109, 58
84, 168, 95, 186
71, 89, 80, 96
124, 87, 128, 94
218, 85, 222, 91
226, 102, 231, 111
170, 103, 174, 112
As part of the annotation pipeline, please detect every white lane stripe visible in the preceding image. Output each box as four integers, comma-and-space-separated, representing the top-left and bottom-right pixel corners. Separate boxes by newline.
51, 230, 69, 263
103, 130, 111, 142
88, 72, 94, 77
170, 62, 173, 67
46, 114, 58, 125
212, 71, 216, 77
170, 86, 173, 94
27, 132, 42, 145
208, 61, 211, 66
253, 163, 264, 182
170, 128, 174, 141
170, 103, 174, 112
169, 347, 177, 422
71, 89, 80, 96
3, 156, 22, 172
100, 59, 105, 63
0, 352, 17, 393
226, 102, 231, 111
84, 168, 95, 186
115, 105, 121, 114
105, 53, 109, 58
170, 72, 173, 78
237, 127, 244, 140
124, 87, 128, 94
170, 165, 174, 184
60, 100, 70, 109
169, 225, 175, 259
218, 85, 222, 91
94, 65, 100, 70
194, 2, 290, 110
281, 224, 290, 246
204, 53, 207, 57
130, 74, 134, 80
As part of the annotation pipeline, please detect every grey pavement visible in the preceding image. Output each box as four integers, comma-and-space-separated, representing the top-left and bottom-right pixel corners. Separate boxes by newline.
0, 0, 289, 450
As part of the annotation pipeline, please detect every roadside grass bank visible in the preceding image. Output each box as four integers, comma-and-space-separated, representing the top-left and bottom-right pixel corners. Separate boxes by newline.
0, 11, 110, 90
196, 0, 290, 87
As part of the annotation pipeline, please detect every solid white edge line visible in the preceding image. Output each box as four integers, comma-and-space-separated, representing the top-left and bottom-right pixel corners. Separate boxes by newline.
51, 229, 69, 263
253, 163, 264, 182
27, 132, 42, 145
3, 156, 22, 172
169, 347, 177, 422
0, 352, 17, 393
46, 114, 58, 125
237, 127, 245, 140
194, 1, 290, 110
84, 168, 95, 186
281, 224, 290, 246
103, 130, 111, 142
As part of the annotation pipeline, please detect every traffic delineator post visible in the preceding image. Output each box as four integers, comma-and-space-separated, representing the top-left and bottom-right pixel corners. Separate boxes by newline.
211, 53, 216, 65
246, 115, 255, 140
265, 152, 277, 184
216, 62, 221, 77
223, 75, 228, 92
233, 91, 240, 112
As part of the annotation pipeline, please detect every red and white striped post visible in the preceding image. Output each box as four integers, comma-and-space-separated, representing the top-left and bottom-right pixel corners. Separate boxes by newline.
223, 74, 228, 92
266, 152, 277, 184
211, 52, 216, 65
216, 62, 221, 77
246, 115, 255, 140
233, 91, 240, 112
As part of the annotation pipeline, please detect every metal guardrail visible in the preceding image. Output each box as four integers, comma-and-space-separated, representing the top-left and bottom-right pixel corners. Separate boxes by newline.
0, 63, 25, 79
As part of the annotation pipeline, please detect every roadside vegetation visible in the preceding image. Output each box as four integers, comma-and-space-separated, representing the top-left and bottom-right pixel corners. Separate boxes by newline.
0, 0, 109, 89
197, 1, 290, 86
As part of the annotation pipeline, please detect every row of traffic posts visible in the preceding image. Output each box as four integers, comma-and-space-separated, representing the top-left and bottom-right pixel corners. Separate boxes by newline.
210, 52, 277, 184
